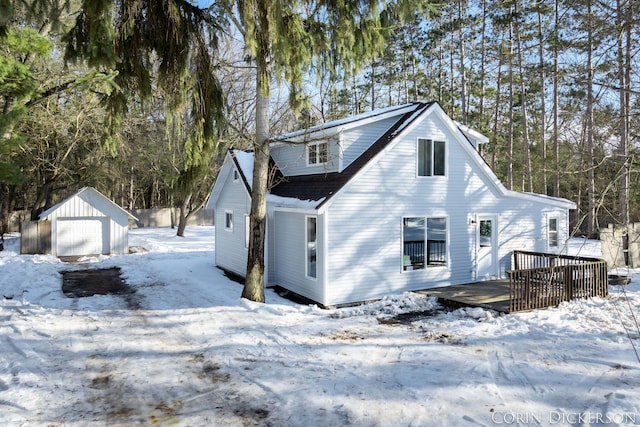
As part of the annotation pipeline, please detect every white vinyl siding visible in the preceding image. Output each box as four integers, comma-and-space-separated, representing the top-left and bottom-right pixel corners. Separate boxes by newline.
274, 211, 323, 302
270, 115, 400, 176
214, 168, 251, 277
321, 111, 571, 306
340, 116, 399, 167
271, 139, 341, 176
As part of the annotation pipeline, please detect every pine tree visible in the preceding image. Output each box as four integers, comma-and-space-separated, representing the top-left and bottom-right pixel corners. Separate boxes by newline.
64, 0, 226, 236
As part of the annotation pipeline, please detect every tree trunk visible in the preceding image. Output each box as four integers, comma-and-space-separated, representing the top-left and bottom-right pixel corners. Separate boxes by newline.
514, 0, 532, 193
506, 19, 514, 191
585, 0, 595, 237
552, 0, 560, 197
243, 54, 269, 303
617, 0, 630, 228
458, 0, 467, 125
0, 183, 9, 240
176, 192, 192, 237
479, 0, 487, 126
31, 181, 54, 220
536, 5, 547, 195
491, 37, 505, 172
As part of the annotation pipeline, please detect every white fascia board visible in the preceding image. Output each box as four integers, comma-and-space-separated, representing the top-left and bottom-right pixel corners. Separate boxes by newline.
206, 153, 235, 210
508, 191, 577, 209
273, 103, 418, 144
269, 205, 318, 215
267, 193, 323, 212
455, 120, 489, 145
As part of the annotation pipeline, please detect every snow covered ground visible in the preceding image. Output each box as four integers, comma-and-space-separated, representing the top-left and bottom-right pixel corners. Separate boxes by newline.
1, 226, 639, 426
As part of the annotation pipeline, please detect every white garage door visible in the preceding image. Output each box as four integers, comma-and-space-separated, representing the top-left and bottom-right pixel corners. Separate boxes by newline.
57, 218, 106, 256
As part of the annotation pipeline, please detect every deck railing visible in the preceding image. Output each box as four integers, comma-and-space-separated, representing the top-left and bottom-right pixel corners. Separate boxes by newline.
508, 251, 608, 312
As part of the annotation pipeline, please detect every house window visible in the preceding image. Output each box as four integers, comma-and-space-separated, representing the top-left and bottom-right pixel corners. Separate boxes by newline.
225, 211, 233, 231
233, 169, 239, 181
403, 217, 447, 270
479, 220, 492, 247
245, 215, 250, 248
418, 138, 445, 176
306, 216, 317, 279
308, 142, 328, 165
548, 218, 558, 248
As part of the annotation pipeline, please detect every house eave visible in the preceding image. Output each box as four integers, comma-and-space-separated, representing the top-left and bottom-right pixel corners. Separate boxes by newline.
512, 191, 577, 209
272, 103, 420, 144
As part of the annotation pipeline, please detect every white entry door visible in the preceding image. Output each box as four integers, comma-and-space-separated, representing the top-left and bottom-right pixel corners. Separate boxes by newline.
476, 216, 497, 280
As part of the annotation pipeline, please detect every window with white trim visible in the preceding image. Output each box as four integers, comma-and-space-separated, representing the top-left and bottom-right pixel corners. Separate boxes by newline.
403, 216, 447, 270
306, 216, 317, 278
225, 211, 233, 231
244, 215, 250, 248
548, 218, 558, 248
307, 142, 328, 165
418, 138, 446, 176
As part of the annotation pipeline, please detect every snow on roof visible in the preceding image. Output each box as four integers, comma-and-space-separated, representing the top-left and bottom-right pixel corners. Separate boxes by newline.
232, 149, 254, 189
230, 149, 324, 209
455, 121, 490, 146
274, 103, 419, 142
266, 193, 325, 210
389, 103, 432, 137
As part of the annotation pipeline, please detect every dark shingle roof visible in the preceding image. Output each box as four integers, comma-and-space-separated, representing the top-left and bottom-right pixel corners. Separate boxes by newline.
270, 101, 433, 208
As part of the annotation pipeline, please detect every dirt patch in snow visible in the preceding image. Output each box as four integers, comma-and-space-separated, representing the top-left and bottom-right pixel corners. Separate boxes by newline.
61, 267, 141, 309
377, 308, 452, 325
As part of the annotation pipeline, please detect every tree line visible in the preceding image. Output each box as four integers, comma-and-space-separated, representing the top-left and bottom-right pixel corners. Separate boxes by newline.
320, 0, 639, 237
0, 0, 638, 299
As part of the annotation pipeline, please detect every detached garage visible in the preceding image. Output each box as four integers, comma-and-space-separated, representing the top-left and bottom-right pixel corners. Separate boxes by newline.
34, 187, 136, 257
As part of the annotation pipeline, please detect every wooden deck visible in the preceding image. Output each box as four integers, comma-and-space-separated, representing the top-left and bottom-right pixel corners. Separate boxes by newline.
418, 280, 512, 313
417, 252, 608, 314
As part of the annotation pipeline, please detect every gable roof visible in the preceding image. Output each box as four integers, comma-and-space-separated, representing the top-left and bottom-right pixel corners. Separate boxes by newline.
206, 149, 251, 210
38, 187, 137, 221
273, 103, 422, 143
218, 101, 575, 212
270, 101, 434, 208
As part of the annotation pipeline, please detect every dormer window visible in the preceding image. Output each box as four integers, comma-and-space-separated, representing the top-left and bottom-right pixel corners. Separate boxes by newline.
418, 138, 446, 176
308, 142, 328, 166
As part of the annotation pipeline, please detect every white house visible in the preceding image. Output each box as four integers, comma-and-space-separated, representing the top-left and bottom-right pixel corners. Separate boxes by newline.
38, 186, 136, 257
207, 102, 576, 307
